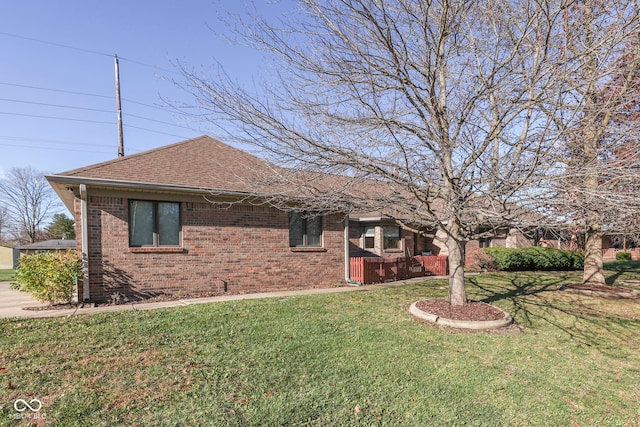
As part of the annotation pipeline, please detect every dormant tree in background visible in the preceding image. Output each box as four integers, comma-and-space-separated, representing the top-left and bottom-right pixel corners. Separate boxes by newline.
540, 1, 640, 285
180, 0, 562, 306
0, 167, 58, 244
0, 206, 11, 243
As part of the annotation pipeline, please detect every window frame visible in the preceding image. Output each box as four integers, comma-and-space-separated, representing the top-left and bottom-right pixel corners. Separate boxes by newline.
288, 211, 323, 248
478, 238, 491, 249
383, 226, 402, 250
363, 226, 376, 249
129, 200, 182, 248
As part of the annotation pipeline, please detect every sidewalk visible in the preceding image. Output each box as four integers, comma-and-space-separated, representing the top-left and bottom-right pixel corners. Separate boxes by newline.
0, 277, 437, 320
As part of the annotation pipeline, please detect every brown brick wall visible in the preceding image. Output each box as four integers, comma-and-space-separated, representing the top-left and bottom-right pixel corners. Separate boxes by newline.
76, 195, 346, 302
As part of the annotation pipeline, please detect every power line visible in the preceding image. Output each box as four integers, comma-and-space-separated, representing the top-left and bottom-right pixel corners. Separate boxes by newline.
0, 81, 112, 99
0, 97, 201, 133
0, 111, 114, 125
0, 97, 114, 114
0, 135, 112, 148
0, 136, 148, 155
124, 112, 199, 131
0, 31, 112, 58
0, 81, 183, 114
124, 124, 190, 139
0, 31, 180, 75
123, 98, 180, 114
0, 111, 200, 139
0, 31, 199, 143
0, 142, 113, 154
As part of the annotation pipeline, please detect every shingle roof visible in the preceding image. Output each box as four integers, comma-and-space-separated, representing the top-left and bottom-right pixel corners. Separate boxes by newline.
19, 240, 76, 250
47, 135, 407, 218
56, 135, 274, 192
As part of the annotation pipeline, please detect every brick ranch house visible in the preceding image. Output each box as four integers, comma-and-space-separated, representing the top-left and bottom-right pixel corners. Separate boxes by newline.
47, 135, 561, 302
46, 136, 447, 302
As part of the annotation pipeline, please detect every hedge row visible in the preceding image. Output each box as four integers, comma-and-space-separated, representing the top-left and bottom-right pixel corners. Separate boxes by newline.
484, 247, 584, 271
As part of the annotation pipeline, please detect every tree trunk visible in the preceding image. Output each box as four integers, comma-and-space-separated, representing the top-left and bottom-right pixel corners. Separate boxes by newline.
583, 226, 605, 285
445, 221, 467, 306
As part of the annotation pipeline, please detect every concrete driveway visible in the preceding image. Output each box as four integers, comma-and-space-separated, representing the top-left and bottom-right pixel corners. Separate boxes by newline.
0, 281, 47, 318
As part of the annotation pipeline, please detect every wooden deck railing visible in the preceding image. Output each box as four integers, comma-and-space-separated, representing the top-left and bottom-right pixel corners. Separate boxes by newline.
349, 255, 448, 285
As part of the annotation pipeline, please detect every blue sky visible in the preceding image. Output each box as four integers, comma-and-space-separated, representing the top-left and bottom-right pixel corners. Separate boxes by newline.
0, 0, 294, 177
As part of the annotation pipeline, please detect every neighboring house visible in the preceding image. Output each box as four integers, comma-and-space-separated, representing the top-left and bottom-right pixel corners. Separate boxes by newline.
18, 239, 76, 256
47, 136, 353, 303
464, 227, 537, 251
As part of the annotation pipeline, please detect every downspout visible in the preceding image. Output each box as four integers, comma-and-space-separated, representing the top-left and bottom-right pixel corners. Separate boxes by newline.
80, 184, 90, 302
344, 215, 362, 286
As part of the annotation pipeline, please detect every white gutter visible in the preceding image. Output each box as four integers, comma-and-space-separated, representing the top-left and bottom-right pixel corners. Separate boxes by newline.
344, 216, 362, 285
344, 215, 350, 282
80, 184, 90, 302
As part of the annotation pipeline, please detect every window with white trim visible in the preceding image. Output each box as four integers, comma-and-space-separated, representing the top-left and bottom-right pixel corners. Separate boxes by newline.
363, 226, 375, 249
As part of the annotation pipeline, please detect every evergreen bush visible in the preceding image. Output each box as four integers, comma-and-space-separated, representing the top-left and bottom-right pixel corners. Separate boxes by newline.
485, 247, 584, 271
616, 251, 632, 261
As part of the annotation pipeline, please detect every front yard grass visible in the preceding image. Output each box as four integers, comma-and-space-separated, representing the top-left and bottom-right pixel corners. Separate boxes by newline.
1, 265, 639, 426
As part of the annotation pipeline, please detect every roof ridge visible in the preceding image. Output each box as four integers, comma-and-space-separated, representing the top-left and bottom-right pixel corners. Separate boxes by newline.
57, 135, 249, 176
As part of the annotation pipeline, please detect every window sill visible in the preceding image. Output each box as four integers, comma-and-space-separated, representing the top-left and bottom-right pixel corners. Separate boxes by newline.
130, 247, 186, 254
290, 247, 327, 253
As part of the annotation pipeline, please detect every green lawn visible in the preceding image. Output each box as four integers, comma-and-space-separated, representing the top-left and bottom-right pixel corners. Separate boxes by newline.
1, 266, 639, 426
0, 269, 15, 282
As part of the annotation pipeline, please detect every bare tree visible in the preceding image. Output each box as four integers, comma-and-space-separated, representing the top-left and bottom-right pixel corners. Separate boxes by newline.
0, 205, 10, 243
178, 0, 570, 306
0, 167, 58, 244
179, 0, 639, 304
539, 1, 640, 285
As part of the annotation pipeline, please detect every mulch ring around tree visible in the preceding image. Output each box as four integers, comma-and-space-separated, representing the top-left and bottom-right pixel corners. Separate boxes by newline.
410, 298, 513, 330
559, 282, 640, 299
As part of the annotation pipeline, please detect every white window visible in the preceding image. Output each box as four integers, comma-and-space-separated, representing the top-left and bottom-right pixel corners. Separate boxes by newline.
363, 226, 375, 249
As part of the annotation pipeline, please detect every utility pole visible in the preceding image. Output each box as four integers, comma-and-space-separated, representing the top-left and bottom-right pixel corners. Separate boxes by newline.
114, 55, 125, 157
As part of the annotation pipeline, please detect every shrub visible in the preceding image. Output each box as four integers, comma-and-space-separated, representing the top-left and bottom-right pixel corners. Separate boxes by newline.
465, 247, 498, 272
570, 251, 585, 269
485, 247, 584, 271
11, 251, 82, 305
616, 251, 632, 261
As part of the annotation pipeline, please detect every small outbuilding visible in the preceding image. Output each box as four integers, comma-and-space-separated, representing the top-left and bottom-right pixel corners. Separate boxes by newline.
0, 245, 19, 269
18, 239, 77, 256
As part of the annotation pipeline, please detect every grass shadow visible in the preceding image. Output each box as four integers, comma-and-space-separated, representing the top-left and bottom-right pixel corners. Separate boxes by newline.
468, 272, 640, 353
603, 260, 640, 285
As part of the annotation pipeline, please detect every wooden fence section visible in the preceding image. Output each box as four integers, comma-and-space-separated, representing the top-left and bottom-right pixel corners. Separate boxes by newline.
602, 248, 640, 261
349, 255, 449, 285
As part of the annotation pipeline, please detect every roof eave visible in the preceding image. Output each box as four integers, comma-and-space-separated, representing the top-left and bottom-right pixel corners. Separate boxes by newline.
45, 174, 261, 213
